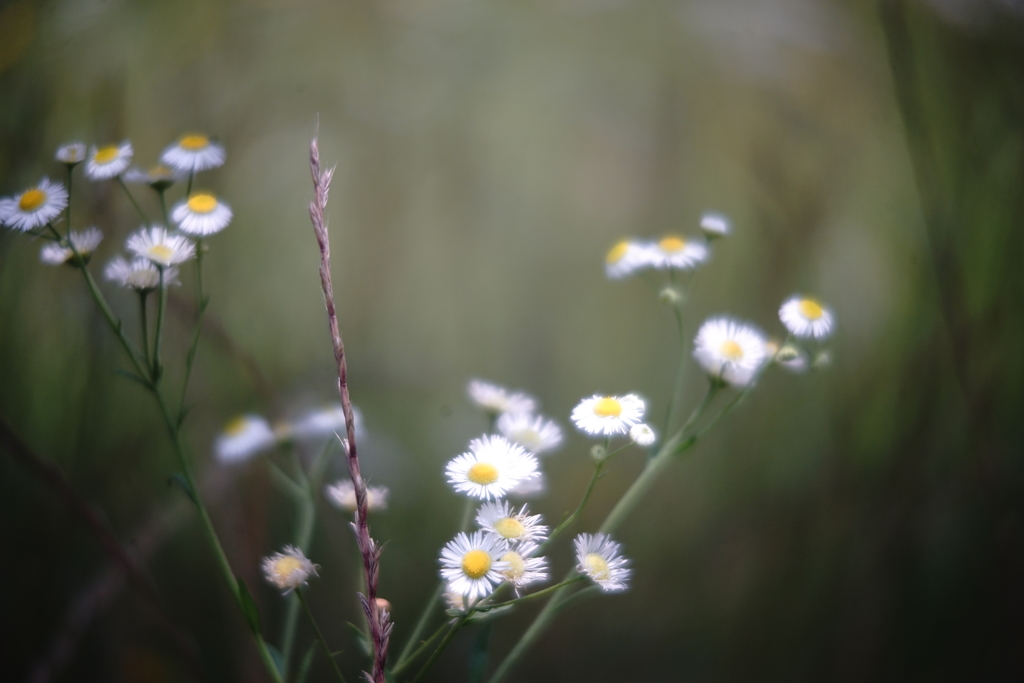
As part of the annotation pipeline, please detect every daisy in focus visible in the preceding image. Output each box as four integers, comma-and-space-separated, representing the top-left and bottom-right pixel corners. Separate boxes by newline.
446, 435, 539, 500
574, 533, 631, 593
779, 295, 835, 340
40, 227, 103, 266
86, 142, 133, 180
55, 143, 87, 166
604, 239, 653, 279
104, 256, 180, 291
214, 415, 277, 463
439, 531, 510, 601
692, 317, 769, 388
498, 542, 549, 593
0, 178, 68, 231
467, 379, 537, 416
476, 500, 548, 546
699, 211, 730, 239
325, 479, 389, 512
571, 394, 645, 436
161, 134, 226, 173
648, 235, 708, 270
497, 412, 563, 455
262, 546, 318, 593
126, 226, 195, 267
172, 192, 233, 236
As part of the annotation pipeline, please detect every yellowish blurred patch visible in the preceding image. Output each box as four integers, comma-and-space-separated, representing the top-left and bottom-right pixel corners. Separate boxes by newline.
0, 0, 34, 74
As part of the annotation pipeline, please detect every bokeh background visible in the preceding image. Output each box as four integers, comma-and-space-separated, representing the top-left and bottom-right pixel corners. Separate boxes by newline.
2, 0, 1024, 681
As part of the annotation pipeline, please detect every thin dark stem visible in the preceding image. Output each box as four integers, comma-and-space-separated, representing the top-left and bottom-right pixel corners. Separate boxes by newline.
389, 618, 449, 678
538, 463, 602, 553
138, 292, 152, 369
394, 582, 444, 671
297, 590, 347, 683
116, 176, 149, 226
410, 612, 472, 683
152, 268, 167, 380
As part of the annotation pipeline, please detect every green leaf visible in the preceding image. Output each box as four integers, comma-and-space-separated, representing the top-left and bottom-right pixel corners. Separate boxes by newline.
297, 643, 317, 683
346, 621, 372, 657
237, 578, 262, 635
114, 368, 151, 389
168, 474, 197, 505
265, 643, 285, 677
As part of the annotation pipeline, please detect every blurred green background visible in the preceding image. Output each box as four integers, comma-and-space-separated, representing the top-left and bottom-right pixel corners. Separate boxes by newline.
2, 0, 1024, 680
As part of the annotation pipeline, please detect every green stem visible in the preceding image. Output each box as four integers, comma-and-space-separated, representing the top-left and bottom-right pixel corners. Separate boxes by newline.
117, 176, 150, 226
65, 165, 73, 229
394, 582, 445, 671
152, 267, 168, 380
662, 303, 688, 437
410, 610, 473, 683
460, 496, 476, 532
297, 589, 347, 683
138, 292, 152, 369
186, 170, 195, 197
177, 241, 208, 424
158, 189, 170, 226
75, 262, 149, 377
538, 463, 602, 553
281, 450, 319, 675
389, 617, 449, 678
472, 577, 586, 613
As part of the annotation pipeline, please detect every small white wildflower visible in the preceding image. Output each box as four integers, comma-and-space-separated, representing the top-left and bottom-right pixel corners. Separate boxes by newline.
446, 435, 539, 500
629, 423, 656, 447
0, 178, 68, 231
286, 404, 365, 443
574, 533, 631, 593
476, 500, 548, 546
104, 256, 180, 291
496, 412, 563, 455
126, 225, 195, 266
55, 143, 87, 165
699, 211, 730, 239
467, 379, 537, 415
262, 546, 318, 593
499, 542, 549, 592
779, 295, 835, 340
648, 235, 708, 270
693, 317, 769, 388
325, 479, 389, 512
571, 394, 645, 437
160, 134, 226, 173
172, 192, 233, 236
604, 239, 654, 279
439, 531, 509, 601
214, 415, 277, 463
85, 142, 133, 180
39, 227, 103, 266
123, 164, 182, 190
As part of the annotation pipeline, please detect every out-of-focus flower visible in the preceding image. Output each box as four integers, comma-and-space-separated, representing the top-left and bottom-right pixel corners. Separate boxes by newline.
86, 142, 133, 180
0, 178, 68, 231
571, 394, 645, 436
779, 295, 835, 340
161, 134, 226, 173
693, 317, 769, 388
40, 227, 103, 266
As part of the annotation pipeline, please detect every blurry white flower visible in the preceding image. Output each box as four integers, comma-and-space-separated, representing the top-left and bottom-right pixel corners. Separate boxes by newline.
262, 546, 318, 593
161, 134, 226, 173
699, 211, 730, 239
648, 235, 708, 270
439, 531, 509, 600
629, 423, 656, 447
0, 178, 68, 231
604, 239, 654, 279
123, 164, 182, 190
55, 143, 87, 165
693, 317, 769, 388
496, 412, 563, 455
39, 227, 103, 266
172, 192, 233, 236
476, 500, 547, 546
214, 415, 276, 463
86, 142, 133, 180
507, 470, 547, 499
571, 394, 645, 436
574, 533, 630, 592
126, 226, 195, 266
286, 404, 365, 443
104, 256, 180, 291
325, 479, 389, 512
446, 435, 539, 500
499, 543, 548, 591
467, 379, 537, 415
779, 295, 835, 340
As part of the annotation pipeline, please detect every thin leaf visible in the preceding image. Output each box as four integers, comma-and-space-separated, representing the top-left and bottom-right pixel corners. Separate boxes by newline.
168, 473, 197, 505
237, 578, 262, 635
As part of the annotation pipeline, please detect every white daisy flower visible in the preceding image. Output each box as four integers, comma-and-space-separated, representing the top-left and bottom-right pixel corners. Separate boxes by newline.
55, 143, 87, 165
604, 239, 654, 279
699, 211, 730, 239
325, 479, 389, 512
123, 164, 182, 190
693, 317, 769, 388
0, 178, 68, 231
446, 435, 539, 500
570, 394, 645, 436
499, 542, 549, 591
172, 192, 233, 236
86, 142, 133, 180
282, 404, 365, 443
476, 500, 548, 546
39, 227, 103, 266
629, 423, 656, 447
214, 415, 277, 463
574, 533, 631, 593
648, 235, 709, 270
467, 379, 537, 415
262, 546, 318, 593
161, 134, 226, 173
496, 412, 563, 455
104, 256, 180, 291
439, 531, 510, 600
779, 295, 835, 340
125, 225, 195, 267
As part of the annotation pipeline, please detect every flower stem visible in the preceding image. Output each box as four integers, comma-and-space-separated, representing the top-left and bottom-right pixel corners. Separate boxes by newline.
393, 582, 444, 672
297, 589, 348, 683
410, 610, 473, 683
138, 292, 152, 369
116, 176, 149, 226
152, 268, 167, 380
389, 617, 449, 678
539, 462, 603, 552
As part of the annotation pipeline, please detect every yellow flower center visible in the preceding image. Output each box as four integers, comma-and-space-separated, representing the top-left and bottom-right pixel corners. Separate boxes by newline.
180, 134, 210, 150
461, 549, 492, 579
494, 517, 525, 539
467, 462, 499, 485
501, 551, 526, 581
187, 193, 218, 214
224, 417, 249, 436
272, 556, 303, 580
720, 340, 744, 361
149, 245, 173, 263
798, 299, 824, 320
19, 188, 46, 211
94, 146, 120, 164
584, 553, 610, 581
658, 236, 685, 253
606, 241, 630, 264
593, 397, 622, 418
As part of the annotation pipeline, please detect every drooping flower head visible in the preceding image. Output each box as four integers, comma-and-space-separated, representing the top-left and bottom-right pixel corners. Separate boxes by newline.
104, 256, 180, 292
779, 295, 835, 340
648, 235, 708, 271
214, 415, 277, 463
172, 191, 233, 236
692, 317, 769, 388
446, 435, 539, 500
439, 531, 510, 601
699, 211, 730, 239
467, 379, 537, 416
40, 227, 103, 266
497, 412, 563, 455
476, 500, 548, 546
574, 533, 631, 592
325, 479, 389, 512
0, 178, 68, 231
126, 226, 195, 267
571, 393, 645, 436
86, 142, 133, 180
262, 546, 318, 593
604, 239, 654, 279
161, 134, 226, 173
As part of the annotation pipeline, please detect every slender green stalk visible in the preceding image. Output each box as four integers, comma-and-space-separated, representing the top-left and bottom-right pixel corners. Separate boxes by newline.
138, 292, 152, 368
410, 611, 473, 683
472, 577, 586, 613
64, 165, 73, 229
186, 170, 195, 197
297, 589, 347, 683
389, 617, 449, 678
538, 463, 603, 553
152, 267, 168, 379
394, 582, 445, 671
460, 495, 476, 532
116, 176, 149, 225
158, 189, 170, 226
75, 263, 149, 376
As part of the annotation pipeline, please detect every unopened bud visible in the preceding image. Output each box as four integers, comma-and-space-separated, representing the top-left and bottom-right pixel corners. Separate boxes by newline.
812, 350, 832, 371
775, 345, 800, 363
659, 287, 684, 306
590, 445, 608, 463
700, 211, 730, 240
375, 598, 391, 614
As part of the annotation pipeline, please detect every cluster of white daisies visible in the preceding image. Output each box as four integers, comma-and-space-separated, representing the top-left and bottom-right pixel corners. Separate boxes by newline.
604, 211, 730, 279
0, 136, 233, 285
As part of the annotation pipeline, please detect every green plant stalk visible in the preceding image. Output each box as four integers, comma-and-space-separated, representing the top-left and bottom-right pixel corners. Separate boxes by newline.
138, 292, 152, 368
158, 189, 170, 226
410, 611, 474, 683
537, 463, 603, 555
393, 582, 445, 671
152, 268, 168, 379
64, 165, 73, 229
297, 589, 347, 683
389, 617, 449, 678
487, 385, 720, 683
116, 176, 150, 225
280, 448, 322, 675
177, 243, 209, 423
